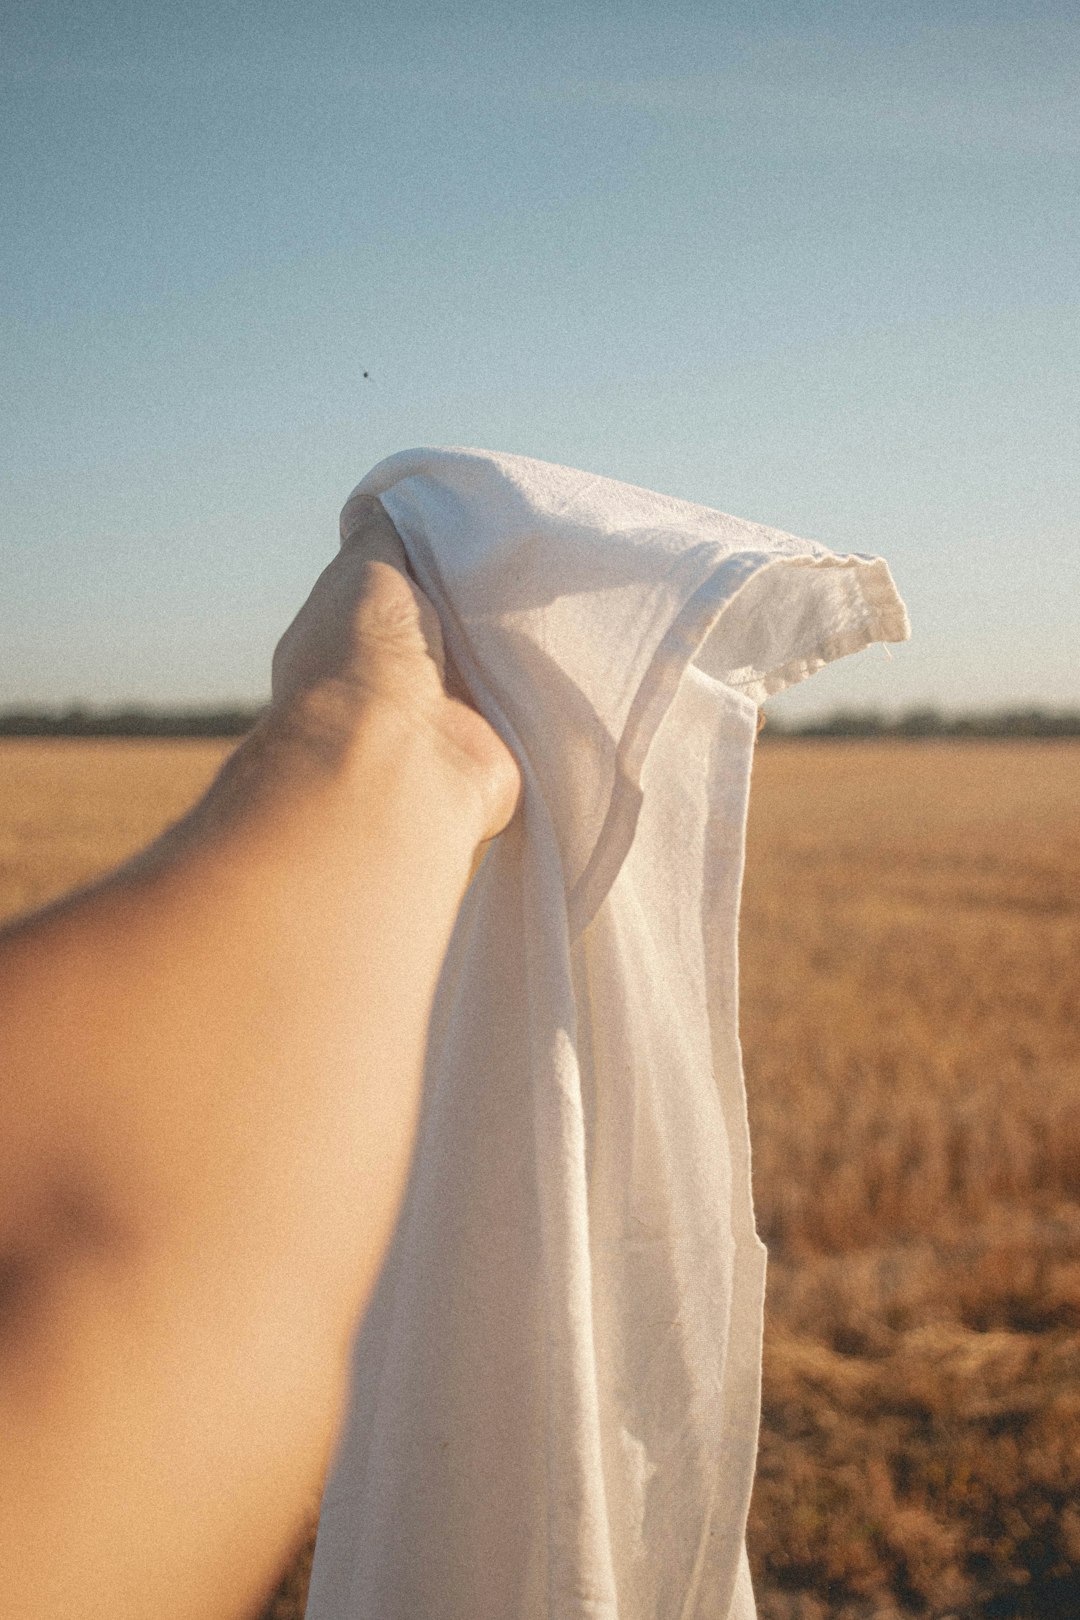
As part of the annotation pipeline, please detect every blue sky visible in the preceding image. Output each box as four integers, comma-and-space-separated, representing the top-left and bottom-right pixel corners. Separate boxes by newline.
3, 0, 1076, 718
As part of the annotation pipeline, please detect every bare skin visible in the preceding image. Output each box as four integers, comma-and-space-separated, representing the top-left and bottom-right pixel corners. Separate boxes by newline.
0, 497, 520, 1620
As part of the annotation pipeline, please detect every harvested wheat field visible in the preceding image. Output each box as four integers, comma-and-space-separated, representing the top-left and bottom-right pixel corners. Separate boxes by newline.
1, 737, 1077, 1620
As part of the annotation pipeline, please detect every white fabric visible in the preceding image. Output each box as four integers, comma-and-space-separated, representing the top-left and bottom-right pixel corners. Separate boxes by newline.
304, 448, 909, 1620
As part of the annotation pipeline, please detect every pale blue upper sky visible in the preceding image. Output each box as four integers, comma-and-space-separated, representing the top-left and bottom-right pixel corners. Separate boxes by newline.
3, 0, 1077, 718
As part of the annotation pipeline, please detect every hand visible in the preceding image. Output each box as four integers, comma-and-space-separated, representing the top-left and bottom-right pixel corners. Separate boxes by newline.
271, 496, 520, 844
0, 501, 521, 1620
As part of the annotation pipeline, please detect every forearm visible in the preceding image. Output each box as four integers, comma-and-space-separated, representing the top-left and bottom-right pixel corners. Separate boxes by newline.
0, 689, 484, 1619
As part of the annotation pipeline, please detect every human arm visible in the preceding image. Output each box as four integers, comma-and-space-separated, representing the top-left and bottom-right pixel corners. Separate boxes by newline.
0, 499, 519, 1620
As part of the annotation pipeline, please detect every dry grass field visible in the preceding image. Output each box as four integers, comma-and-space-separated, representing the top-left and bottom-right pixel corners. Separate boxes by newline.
1, 738, 1077, 1620
742, 742, 1080, 1620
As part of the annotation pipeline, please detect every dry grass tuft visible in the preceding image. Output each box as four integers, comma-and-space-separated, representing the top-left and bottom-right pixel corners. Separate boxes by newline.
0, 738, 1076, 1618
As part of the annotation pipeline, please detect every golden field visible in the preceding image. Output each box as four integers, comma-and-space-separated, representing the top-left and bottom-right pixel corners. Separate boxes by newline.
1, 738, 1077, 1620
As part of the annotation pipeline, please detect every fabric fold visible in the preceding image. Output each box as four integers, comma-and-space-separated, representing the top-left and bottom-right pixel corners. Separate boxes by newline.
305, 447, 909, 1620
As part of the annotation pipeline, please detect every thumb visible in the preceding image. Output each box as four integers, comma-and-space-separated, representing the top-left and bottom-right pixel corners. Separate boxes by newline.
339, 494, 447, 684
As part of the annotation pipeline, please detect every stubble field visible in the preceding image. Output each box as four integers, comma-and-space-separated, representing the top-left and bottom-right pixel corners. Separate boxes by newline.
1, 738, 1077, 1620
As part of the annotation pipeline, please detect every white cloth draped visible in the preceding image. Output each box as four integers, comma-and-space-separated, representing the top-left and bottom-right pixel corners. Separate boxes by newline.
303, 448, 909, 1620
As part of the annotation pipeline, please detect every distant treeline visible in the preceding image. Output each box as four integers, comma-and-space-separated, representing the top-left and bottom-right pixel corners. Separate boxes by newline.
762, 707, 1080, 739
0, 705, 266, 737
1, 704, 1079, 740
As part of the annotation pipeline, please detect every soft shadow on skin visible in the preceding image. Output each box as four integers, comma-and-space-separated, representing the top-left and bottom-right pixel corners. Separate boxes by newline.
0, 1165, 134, 1358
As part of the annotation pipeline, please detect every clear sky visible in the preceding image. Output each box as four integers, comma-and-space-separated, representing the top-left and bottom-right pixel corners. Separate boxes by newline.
3, 0, 1076, 719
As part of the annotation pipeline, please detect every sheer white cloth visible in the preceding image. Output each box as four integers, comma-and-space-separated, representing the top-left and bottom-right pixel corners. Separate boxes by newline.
304, 448, 909, 1620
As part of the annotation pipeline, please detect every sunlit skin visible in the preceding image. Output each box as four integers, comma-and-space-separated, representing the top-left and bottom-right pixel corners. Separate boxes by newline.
0, 497, 519, 1620
0, 498, 763, 1619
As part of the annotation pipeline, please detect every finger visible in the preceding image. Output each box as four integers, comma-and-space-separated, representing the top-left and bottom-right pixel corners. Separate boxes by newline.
339, 494, 447, 682
339, 493, 410, 573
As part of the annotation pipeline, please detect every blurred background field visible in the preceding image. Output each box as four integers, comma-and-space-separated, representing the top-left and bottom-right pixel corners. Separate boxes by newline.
1, 737, 1077, 1620
742, 740, 1080, 1620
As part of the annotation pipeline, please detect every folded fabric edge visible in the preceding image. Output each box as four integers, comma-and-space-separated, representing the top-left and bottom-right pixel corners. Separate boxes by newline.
703, 550, 911, 706
567, 548, 909, 937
